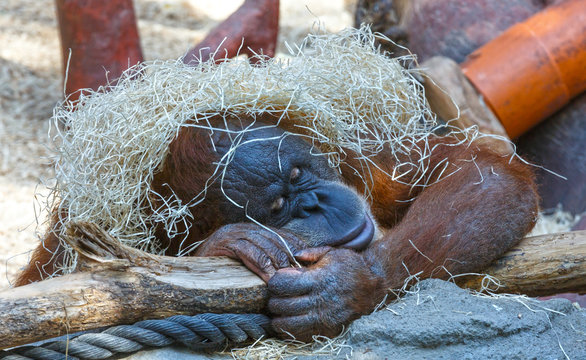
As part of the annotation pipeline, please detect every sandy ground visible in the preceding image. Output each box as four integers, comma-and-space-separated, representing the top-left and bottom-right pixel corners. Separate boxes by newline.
0, 0, 353, 289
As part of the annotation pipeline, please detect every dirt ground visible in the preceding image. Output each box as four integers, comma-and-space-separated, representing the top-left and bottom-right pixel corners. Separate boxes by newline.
0, 0, 576, 291
0, 0, 354, 289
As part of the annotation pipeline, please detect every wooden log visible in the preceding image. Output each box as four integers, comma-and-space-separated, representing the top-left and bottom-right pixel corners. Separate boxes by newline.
0, 223, 266, 349
459, 230, 586, 297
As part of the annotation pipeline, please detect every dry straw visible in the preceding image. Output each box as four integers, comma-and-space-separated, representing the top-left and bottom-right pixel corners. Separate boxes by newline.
46, 26, 466, 274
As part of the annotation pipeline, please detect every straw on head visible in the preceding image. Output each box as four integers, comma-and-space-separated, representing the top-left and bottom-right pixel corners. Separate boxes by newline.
47, 25, 460, 274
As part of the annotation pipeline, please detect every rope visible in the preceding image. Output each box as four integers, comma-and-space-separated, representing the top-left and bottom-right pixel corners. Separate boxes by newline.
0, 313, 271, 360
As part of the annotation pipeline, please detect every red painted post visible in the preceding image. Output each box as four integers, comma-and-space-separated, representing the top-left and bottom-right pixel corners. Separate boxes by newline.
183, 0, 279, 65
55, 0, 144, 101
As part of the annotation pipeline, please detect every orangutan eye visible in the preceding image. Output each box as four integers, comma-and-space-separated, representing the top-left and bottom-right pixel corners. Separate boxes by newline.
271, 197, 285, 212
290, 167, 301, 182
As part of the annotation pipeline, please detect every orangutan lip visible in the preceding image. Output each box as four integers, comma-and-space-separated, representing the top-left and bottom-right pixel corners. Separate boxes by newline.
339, 214, 375, 250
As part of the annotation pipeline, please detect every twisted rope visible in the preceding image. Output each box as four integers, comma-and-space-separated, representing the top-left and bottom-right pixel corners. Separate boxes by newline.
1, 313, 271, 360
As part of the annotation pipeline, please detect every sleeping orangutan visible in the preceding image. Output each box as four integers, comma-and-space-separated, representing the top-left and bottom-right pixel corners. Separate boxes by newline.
16, 113, 539, 342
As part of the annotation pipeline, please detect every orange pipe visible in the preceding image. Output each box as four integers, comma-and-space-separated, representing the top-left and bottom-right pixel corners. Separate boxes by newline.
461, 0, 586, 139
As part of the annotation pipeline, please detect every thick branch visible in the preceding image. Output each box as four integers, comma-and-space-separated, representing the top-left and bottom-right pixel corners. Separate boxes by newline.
0, 223, 266, 349
460, 230, 586, 296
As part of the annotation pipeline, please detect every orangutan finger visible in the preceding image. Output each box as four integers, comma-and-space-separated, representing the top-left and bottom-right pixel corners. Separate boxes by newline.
268, 267, 313, 296
293, 246, 332, 263
227, 239, 277, 282
268, 295, 316, 316
247, 232, 294, 269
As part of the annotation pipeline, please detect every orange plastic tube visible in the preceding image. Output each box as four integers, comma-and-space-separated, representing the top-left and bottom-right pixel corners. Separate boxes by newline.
461, 0, 586, 139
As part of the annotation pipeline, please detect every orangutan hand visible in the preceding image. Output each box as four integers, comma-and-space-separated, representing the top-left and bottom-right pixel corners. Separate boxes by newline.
195, 223, 307, 282
268, 247, 384, 341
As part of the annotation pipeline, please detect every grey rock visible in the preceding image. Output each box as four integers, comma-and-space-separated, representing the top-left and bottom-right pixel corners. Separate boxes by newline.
339, 279, 585, 360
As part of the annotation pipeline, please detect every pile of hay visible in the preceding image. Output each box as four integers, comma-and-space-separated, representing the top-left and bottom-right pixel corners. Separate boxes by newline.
48, 26, 454, 274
